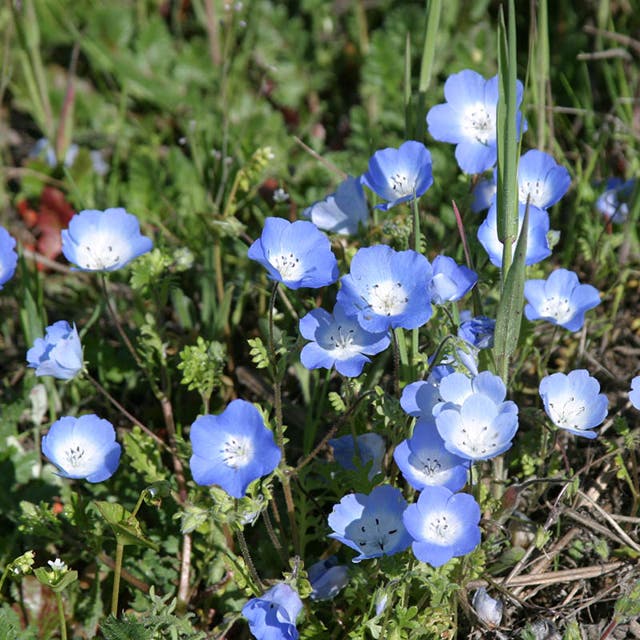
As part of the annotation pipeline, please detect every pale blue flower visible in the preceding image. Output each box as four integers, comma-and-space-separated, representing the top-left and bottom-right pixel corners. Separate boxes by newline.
403, 486, 481, 567
328, 485, 412, 562
337, 245, 433, 332
248, 217, 338, 289
429, 255, 477, 304
458, 313, 495, 350
299, 303, 390, 377
539, 370, 607, 439
517, 150, 571, 209
524, 268, 600, 331
434, 371, 519, 461
189, 400, 281, 498
426, 69, 525, 174
308, 557, 349, 601
477, 203, 551, 268
393, 418, 469, 492
361, 140, 433, 211
596, 178, 636, 223
400, 377, 441, 419
329, 432, 385, 480
0, 227, 18, 290
303, 176, 369, 235
630, 376, 640, 411
42, 414, 121, 482
27, 321, 83, 380
471, 179, 496, 213
472, 588, 503, 628
61, 208, 153, 271
242, 583, 302, 640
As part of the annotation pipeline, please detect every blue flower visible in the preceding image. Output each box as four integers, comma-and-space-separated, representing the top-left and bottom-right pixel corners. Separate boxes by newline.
302, 176, 369, 235
299, 303, 390, 377
457, 313, 495, 350
630, 376, 640, 411
472, 588, 503, 628
189, 399, 281, 498
402, 486, 481, 567
26, 321, 83, 380
400, 378, 441, 419
434, 371, 519, 461
470, 179, 496, 213
329, 432, 386, 481
429, 255, 477, 304
517, 150, 571, 209
426, 69, 525, 174
42, 414, 121, 483
61, 208, 153, 271
337, 245, 433, 332
477, 203, 551, 267
361, 140, 433, 211
0, 227, 18, 290
393, 418, 469, 492
524, 268, 600, 332
539, 370, 607, 439
248, 217, 339, 289
596, 178, 636, 223
242, 583, 302, 640
328, 485, 412, 562
308, 556, 349, 601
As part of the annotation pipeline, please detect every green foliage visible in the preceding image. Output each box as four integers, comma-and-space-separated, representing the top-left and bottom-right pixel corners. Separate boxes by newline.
177, 337, 226, 406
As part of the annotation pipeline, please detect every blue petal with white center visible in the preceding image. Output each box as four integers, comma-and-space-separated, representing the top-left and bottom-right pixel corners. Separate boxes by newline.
328, 485, 412, 562
337, 245, 433, 332
189, 399, 281, 498
429, 255, 477, 304
248, 217, 339, 290
524, 268, 600, 332
61, 208, 153, 271
299, 303, 390, 377
403, 486, 481, 567
517, 150, 571, 209
302, 176, 369, 235
361, 140, 433, 211
42, 414, 121, 483
27, 320, 84, 380
242, 583, 302, 640
539, 370, 607, 439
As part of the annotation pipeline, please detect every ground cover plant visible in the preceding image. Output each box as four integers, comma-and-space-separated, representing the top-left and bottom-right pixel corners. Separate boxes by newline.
1, 0, 639, 638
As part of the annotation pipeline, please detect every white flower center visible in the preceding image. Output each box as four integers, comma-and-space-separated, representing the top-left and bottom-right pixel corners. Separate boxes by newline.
270, 252, 304, 281
221, 435, 253, 469
455, 423, 501, 457
519, 180, 549, 207
463, 104, 495, 145
75, 232, 127, 270
539, 296, 574, 324
422, 511, 459, 545
354, 514, 401, 555
388, 173, 415, 198
367, 280, 409, 317
408, 451, 442, 477
547, 396, 586, 429
324, 324, 358, 357
60, 438, 100, 476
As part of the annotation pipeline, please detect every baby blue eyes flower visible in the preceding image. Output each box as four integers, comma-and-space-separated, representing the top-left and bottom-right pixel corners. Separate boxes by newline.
42, 414, 122, 483
477, 203, 551, 268
0, 227, 18, 290
429, 255, 477, 304
539, 370, 607, 439
61, 208, 153, 271
26, 321, 83, 380
248, 217, 339, 289
426, 69, 525, 174
328, 484, 412, 562
434, 371, 519, 461
524, 268, 601, 332
189, 399, 281, 498
393, 419, 469, 492
299, 303, 390, 377
402, 485, 481, 567
361, 140, 433, 211
329, 433, 386, 481
458, 313, 496, 350
308, 557, 349, 601
596, 178, 636, 223
242, 583, 302, 640
472, 588, 503, 628
302, 176, 369, 235
517, 150, 571, 209
337, 245, 433, 332
630, 376, 640, 411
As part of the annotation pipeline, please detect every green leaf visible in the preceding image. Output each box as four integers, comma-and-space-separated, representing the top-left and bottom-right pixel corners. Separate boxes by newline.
93, 501, 159, 550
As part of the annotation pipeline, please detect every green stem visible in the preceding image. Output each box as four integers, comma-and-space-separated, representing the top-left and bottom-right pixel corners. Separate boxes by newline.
111, 542, 124, 617
55, 591, 67, 640
236, 526, 263, 591
411, 195, 422, 370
